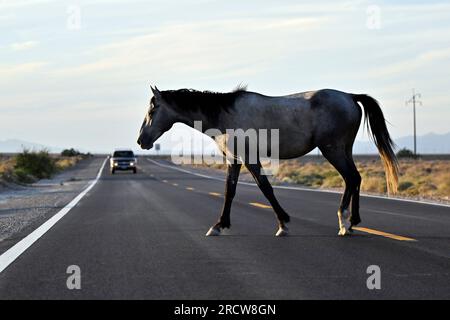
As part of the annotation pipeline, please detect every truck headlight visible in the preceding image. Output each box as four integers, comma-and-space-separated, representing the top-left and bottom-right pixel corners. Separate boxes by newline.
130, 162, 135, 166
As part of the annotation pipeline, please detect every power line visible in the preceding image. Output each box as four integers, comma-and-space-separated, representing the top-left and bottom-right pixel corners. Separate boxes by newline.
405, 89, 422, 156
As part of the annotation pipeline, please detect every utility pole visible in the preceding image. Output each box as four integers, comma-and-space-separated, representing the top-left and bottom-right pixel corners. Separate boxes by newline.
405, 89, 422, 156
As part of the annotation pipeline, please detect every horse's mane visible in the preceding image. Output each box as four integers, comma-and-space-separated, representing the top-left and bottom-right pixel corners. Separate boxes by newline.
160, 86, 247, 122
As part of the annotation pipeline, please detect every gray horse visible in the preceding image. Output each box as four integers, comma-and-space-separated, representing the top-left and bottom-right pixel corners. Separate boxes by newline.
138, 86, 398, 237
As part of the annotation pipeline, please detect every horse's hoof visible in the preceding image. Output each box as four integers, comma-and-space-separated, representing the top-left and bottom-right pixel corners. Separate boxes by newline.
275, 226, 289, 237
205, 227, 221, 236
338, 224, 353, 236
337, 209, 352, 236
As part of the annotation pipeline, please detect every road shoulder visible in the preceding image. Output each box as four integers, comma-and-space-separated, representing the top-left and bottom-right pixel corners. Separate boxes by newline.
0, 156, 105, 254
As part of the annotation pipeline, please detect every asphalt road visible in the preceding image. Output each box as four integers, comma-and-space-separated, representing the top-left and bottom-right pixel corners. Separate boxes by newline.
0, 158, 449, 299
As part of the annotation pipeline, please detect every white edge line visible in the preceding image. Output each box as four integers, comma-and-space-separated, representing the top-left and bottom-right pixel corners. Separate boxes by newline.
0, 157, 107, 274
147, 158, 450, 208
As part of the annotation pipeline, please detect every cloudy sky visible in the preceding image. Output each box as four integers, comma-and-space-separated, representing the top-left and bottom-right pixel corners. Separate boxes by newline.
1, 0, 449, 153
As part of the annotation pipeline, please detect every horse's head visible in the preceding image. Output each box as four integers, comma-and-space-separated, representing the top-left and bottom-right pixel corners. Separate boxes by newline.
137, 86, 176, 150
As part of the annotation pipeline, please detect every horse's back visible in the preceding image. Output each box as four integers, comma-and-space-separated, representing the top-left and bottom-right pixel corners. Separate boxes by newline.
230, 89, 361, 158
236, 89, 359, 124
239, 88, 354, 108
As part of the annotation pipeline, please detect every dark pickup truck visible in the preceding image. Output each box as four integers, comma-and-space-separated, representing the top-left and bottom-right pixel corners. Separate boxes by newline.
110, 149, 137, 174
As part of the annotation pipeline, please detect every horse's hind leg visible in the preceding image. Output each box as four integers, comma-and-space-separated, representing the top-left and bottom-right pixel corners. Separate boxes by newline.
319, 145, 361, 236
246, 161, 290, 236
206, 163, 241, 236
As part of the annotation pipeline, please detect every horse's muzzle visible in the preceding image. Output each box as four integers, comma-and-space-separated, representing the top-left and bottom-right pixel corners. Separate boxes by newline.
137, 138, 153, 150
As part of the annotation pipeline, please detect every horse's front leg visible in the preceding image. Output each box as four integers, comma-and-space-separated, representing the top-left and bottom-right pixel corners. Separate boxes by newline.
206, 163, 241, 236
246, 162, 290, 237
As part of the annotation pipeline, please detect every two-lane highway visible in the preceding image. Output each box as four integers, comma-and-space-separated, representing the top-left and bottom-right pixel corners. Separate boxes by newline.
0, 158, 449, 299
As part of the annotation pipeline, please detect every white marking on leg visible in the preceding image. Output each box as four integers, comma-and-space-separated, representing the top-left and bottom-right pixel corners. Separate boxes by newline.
276, 225, 289, 237
205, 227, 221, 236
337, 209, 352, 236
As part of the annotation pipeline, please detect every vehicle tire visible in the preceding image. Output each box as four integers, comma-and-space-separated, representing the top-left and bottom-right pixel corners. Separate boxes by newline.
111, 169, 115, 174
133, 168, 137, 174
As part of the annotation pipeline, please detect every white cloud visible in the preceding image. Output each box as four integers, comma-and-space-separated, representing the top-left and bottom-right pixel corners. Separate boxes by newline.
0, 61, 47, 78
10, 40, 39, 51
52, 16, 326, 81
0, 0, 54, 9
368, 47, 450, 78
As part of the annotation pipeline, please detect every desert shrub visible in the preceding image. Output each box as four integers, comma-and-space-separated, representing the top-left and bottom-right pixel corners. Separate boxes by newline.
13, 167, 36, 183
61, 148, 81, 157
397, 148, 415, 158
398, 181, 414, 191
14, 149, 56, 180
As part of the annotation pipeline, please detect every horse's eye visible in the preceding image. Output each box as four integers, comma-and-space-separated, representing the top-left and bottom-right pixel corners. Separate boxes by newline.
149, 106, 157, 116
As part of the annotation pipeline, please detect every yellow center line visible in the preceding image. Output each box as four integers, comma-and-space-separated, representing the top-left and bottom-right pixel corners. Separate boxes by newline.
249, 202, 272, 209
352, 227, 416, 242
186, 187, 195, 191
209, 192, 222, 197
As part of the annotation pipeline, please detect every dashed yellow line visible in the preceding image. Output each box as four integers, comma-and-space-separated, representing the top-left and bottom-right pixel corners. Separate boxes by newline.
352, 227, 416, 241
153, 176, 416, 242
249, 202, 272, 209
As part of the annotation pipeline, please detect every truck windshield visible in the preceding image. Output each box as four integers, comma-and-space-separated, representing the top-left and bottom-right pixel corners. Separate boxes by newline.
113, 151, 134, 158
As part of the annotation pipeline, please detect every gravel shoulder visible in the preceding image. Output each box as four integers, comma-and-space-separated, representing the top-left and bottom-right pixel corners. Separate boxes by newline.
0, 156, 105, 254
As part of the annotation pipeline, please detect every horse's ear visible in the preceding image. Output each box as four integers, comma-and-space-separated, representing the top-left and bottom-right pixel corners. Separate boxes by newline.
151, 85, 162, 100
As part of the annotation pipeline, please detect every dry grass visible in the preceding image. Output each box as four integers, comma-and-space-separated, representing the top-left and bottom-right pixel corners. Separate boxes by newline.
274, 158, 450, 202
0, 154, 82, 184
0, 157, 16, 180
186, 156, 250, 173
184, 157, 450, 203
55, 156, 82, 171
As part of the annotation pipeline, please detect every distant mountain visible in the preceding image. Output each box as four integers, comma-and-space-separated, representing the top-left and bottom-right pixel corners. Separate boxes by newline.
354, 132, 450, 154
0, 139, 63, 153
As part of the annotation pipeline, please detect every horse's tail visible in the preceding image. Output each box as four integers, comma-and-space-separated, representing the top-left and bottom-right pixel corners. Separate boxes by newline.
352, 94, 399, 194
